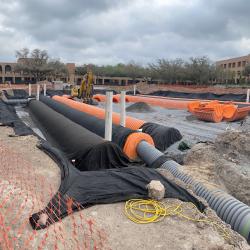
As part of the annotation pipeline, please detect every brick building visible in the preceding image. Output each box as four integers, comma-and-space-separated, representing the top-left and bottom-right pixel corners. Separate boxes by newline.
216, 54, 250, 83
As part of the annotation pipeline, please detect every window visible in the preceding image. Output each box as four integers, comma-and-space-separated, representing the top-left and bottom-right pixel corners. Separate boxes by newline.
243, 61, 246, 67
238, 62, 241, 67
224, 64, 227, 68
228, 63, 232, 68
232, 62, 236, 68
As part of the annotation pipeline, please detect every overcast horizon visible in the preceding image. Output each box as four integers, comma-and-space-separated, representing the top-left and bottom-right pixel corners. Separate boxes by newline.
0, 0, 250, 65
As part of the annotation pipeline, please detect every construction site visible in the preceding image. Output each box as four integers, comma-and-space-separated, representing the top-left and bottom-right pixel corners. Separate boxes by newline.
0, 77, 250, 250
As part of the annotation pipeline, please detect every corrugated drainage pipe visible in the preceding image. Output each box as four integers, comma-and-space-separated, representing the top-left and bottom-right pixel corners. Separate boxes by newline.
136, 141, 250, 243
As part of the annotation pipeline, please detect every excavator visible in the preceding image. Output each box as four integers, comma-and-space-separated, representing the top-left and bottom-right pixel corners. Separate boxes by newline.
71, 69, 94, 104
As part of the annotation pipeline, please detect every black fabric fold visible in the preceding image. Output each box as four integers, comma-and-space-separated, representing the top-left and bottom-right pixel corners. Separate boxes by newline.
140, 122, 182, 151
28, 100, 143, 171
30, 141, 206, 230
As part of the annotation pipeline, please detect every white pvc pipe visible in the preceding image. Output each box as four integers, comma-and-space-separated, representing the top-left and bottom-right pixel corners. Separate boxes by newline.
105, 91, 113, 141
36, 84, 40, 101
44, 84, 47, 96
28, 84, 31, 96
133, 84, 136, 95
120, 91, 126, 127
246, 89, 250, 103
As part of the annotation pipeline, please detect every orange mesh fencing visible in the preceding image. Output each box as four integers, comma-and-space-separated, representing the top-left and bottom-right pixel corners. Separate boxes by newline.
53, 95, 145, 130
0, 141, 110, 250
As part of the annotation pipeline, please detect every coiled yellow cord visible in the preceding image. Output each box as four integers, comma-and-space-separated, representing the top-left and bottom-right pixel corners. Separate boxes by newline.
124, 199, 231, 240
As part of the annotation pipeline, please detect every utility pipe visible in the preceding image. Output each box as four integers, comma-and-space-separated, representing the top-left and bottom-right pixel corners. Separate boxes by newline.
105, 91, 113, 141
120, 91, 126, 127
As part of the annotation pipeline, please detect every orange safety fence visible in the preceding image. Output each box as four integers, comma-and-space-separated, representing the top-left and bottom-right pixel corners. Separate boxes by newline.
0, 141, 109, 250
93, 94, 189, 110
53, 95, 145, 130
188, 100, 250, 122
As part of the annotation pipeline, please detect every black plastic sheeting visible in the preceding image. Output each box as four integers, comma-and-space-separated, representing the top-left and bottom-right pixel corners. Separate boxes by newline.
43, 89, 71, 97
147, 90, 247, 102
29, 141, 206, 230
0, 100, 33, 136
3, 89, 29, 99
40, 95, 135, 149
29, 100, 143, 171
141, 123, 182, 151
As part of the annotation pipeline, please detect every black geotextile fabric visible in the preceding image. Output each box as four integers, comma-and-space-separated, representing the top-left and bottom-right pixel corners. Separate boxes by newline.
40, 95, 135, 149
44, 89, 71, 97
3, 89, 29, 99
148, 90, 247, 102
30, 141, 206, 230
0, 100, 33, 136
28, 100, 144, 171
140, 122, 182, 151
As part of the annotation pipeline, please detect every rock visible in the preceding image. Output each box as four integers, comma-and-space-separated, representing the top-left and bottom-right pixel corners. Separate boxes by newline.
147, 180, 165, 200
37, 213, 48, 226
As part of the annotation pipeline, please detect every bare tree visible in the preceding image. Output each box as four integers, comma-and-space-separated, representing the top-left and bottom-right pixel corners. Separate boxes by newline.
15, 48, 68, 83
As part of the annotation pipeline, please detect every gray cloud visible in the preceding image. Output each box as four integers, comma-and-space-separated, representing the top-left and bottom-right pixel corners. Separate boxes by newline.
0, 0, 249, 64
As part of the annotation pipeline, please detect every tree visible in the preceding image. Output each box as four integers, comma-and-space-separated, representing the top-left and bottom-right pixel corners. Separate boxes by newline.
15, 48, 68, 83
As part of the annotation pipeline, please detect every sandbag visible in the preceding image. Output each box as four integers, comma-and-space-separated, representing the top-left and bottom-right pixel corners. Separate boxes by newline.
29, 100, 142, 171
30, 141, 206, 230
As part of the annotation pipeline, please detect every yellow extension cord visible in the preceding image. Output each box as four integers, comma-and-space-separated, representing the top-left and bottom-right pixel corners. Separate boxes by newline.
124, 199, 231, 240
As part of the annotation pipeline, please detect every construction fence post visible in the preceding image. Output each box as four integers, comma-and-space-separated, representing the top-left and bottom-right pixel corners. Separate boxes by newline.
36, 84, 40, 101
28, 84, 32, 96
120, 91, 126, 127
44, 84, 47, 96
246, 89, 250, 103
133, 84, 136, 95
105, 91, 113, 141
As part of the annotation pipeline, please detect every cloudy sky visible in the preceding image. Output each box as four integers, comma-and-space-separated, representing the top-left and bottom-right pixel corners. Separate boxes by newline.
0, 0, 250, 65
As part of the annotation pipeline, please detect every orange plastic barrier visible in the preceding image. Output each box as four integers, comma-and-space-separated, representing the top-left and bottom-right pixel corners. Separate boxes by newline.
93, 94, 129, 103
53, 95, 145, 130
93, 94, 189, 110
188, 100, 250, 122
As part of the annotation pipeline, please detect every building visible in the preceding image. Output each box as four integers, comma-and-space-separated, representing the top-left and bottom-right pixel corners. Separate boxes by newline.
216, 54, 250, 83
0, 60, 144, 85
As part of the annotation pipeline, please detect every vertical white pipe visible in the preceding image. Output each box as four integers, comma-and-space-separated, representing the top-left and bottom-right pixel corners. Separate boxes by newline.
133, 84, 136, 95
105, 91, 113, 141
120, 91, 126, 127
44, 84, 47, 96
246, 89, 250, 103
28, 84, 31, 96
36, 84, 40, 101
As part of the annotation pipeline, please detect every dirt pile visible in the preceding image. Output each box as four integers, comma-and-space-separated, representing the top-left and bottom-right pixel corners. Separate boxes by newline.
184, 131, 250, 206
126, 102, 155, 113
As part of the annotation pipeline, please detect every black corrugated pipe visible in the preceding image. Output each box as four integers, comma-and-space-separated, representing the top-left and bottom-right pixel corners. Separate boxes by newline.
137, 141, 250, 243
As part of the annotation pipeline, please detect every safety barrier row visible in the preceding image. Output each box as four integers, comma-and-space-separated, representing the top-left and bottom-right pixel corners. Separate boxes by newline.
52, 96, 182, 151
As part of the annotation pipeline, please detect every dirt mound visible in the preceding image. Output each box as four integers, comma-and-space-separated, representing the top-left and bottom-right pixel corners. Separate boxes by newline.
184, 131, 250, 206
126, 102, 155, 113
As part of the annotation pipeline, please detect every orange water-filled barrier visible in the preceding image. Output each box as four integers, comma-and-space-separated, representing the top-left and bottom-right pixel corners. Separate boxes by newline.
188, 100, 250, 122
53, 95, 145, 130
93, 94, 189, 110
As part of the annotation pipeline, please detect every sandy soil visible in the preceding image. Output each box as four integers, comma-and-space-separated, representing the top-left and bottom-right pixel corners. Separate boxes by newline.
184, 131, 250, 206
0, 126, 249, 249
